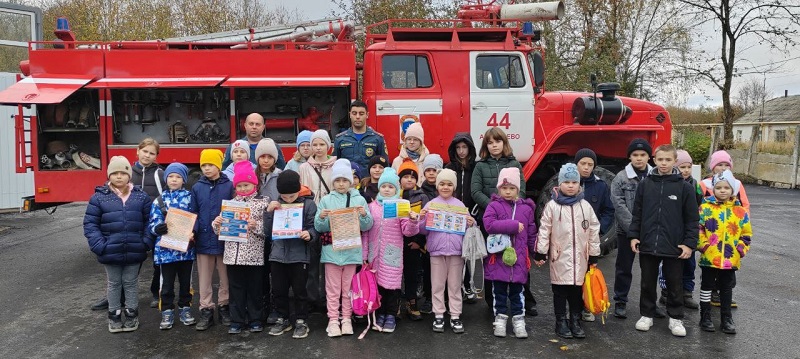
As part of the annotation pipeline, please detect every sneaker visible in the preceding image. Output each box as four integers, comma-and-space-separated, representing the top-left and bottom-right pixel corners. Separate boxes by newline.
249, 321, 264, 333
341, 319, 354, 335
293, 320, 309, 339
373, 314, 386, 331
228, 323, 243, 334
635, 316, 653, 331
450, 318, 465, 334
581, 309, 596, 322
160, 309, 175, 330
266, 311, 280, 325
511, 315, 528, 339
92, 297, 109, 311
406, 301, 422, 321
432, 317, 445, 333
108, 310, 124, 333
218, 305, 232, 326
493, 314, 508, 338
179, 307, 196, 326
419, 298, 433, 314
122, 308, 139, 332
463, 288, 477, 304
383, 315, 397, 333
150, 296, 159, 309
327, 319, 342, 337
668, 318, 687, 337
269, 318, 293, 336
614, 302, 627, 319
195, 308, 214, 331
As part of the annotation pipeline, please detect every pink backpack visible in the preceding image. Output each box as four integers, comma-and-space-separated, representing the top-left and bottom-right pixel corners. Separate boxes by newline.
350, 264, 381, 339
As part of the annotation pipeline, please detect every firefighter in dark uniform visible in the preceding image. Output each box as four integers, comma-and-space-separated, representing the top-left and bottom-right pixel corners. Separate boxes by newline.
333, 100, 388, 178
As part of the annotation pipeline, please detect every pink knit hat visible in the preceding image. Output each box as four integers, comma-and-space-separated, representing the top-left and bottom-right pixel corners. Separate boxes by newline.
405, 122, 425, 143
676, 150, 692, 166
708, 150, 732, 171
496, 167, 521, 189
232, 161, 258, 186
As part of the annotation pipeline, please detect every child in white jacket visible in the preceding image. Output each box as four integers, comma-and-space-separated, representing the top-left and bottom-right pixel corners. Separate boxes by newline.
534, 163, 600, 340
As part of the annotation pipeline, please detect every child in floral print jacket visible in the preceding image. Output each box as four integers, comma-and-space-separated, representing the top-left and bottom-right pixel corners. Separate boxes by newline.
697, 169, 751, 335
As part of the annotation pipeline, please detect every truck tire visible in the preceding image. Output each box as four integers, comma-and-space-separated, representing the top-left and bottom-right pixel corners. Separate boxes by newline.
535, 166, 618, 256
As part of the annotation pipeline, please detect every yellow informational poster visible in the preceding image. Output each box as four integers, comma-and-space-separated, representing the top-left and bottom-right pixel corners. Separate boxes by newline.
329, 207, 362, 251
159, 207, 197, 252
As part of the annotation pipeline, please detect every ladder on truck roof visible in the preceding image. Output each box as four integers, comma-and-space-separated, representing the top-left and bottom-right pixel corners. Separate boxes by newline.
164, 18, 355, 47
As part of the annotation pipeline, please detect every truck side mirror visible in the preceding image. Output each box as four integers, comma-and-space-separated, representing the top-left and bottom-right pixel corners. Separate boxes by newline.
532, 52, 545, 89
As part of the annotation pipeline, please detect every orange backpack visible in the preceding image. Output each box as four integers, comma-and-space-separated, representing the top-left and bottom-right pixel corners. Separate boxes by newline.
583, 265, 610, 322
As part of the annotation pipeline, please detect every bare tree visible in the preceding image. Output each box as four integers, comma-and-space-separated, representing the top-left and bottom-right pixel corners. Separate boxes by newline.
735, 77, 770, 115
676, 0, 800, 149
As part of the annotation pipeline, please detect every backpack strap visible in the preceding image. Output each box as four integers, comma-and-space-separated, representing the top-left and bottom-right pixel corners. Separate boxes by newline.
313, 166, 330, 194
154, 168, 163, 195
346, 192, 351, 208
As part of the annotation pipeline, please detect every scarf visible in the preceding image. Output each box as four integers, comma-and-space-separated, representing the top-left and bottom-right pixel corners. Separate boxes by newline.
406, 148, 421, 161
551, 187, 584, 206
237, 187, 257, 197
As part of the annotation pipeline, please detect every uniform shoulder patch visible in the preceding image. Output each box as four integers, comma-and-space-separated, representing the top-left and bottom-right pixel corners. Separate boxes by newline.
335, 130, 349, 138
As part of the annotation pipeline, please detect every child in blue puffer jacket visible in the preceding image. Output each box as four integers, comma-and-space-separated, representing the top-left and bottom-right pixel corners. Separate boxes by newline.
148, 162, 197, 330
84, 156, 153, 333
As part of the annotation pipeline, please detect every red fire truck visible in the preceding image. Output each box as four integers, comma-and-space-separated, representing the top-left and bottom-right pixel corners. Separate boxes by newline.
1, 1, 670, 252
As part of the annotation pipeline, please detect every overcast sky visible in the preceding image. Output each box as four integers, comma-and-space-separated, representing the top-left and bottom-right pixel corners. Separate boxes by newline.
271, 0, 800, 108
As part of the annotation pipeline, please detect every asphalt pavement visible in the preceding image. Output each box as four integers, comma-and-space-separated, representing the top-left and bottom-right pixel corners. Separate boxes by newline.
0, 185, 796, 358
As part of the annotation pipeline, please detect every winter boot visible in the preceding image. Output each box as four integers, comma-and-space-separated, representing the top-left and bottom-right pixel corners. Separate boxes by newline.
493, 314, 508, 338
218, 305, 232, 326
569, 312, 586, 339
684, 291, 699, 309
699, 302, 715, 332
721, 314, 736, 334
555, 314, 572, 339
195, 308, 214, 331
108, 310, 124, 333
613, 302, 627, 319
122, 308, 139, 332
511, 315, 528, 339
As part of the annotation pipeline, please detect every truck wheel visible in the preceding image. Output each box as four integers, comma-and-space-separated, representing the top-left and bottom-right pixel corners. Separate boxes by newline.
535, 166, 618, 257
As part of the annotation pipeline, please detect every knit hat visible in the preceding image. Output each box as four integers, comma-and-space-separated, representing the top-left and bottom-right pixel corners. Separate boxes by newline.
436, 168, 457, 188
676, 150, 693, 166
627, 138, 652, 157
422, 153, 444, 172
311, 129, 332, 148
405, 122, 425, 143
712, 169, 740, 196
296, 130, 313, 148
708, 150, 733, 171
230, 139, 251, 159
378, 167, 400, 191
558, 163, 581, 184
574, 148, 597, 165
496, 167, 521, 189
255, 138, 279, 160
369, 155, 389, 169
164, 162, 189, 183
276, 169, 301, 194
232, 160, 258, 186
107, 156, 132, 178
199, 149, 223, 170
331, 158, 353, 184
397, 158, 419, 180
351, 162, 362, 179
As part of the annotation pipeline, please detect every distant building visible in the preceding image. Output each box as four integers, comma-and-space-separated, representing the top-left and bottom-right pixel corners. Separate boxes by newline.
733, 93, 800, 143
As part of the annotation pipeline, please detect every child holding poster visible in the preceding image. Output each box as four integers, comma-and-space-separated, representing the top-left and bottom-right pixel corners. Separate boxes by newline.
361, 168, 421, 333
213, 161, 269, 335
265, 170, 319, 338
419, 169, 475, 334
148, 162, 197, 330
314, 159, 373, 337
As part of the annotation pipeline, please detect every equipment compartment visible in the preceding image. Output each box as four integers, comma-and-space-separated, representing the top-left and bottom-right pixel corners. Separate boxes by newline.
36, 89, 102, 171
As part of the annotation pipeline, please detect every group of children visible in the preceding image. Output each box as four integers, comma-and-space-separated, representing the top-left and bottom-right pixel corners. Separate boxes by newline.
85, 129, 751, 340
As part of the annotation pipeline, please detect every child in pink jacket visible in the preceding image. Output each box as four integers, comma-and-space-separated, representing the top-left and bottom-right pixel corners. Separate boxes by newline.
361, 167, 421, 333
534, 163, 600, 340
419, 169, 476, 334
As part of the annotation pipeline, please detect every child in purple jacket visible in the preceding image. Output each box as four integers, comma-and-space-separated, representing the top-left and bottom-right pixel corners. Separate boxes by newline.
483, 167, 537, 339
420, 169, 476, 334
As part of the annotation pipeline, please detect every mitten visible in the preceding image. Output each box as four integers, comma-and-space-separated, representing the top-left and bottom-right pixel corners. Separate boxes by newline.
154, 223, 168, 235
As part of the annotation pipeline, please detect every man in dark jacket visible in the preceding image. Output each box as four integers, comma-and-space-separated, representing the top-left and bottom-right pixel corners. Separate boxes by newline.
629, 144, 699, 337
